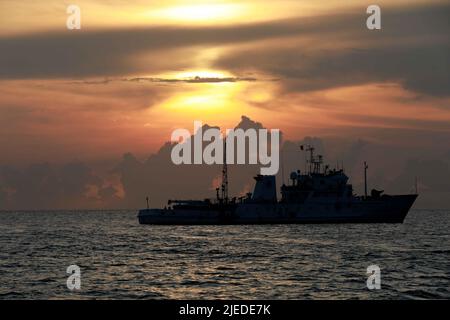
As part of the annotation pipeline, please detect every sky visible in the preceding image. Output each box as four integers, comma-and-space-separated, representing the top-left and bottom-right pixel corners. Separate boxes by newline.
0, 0, 449, 209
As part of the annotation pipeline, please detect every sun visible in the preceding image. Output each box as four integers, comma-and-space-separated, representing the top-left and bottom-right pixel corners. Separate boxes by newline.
145, 3, 246, 24
144, 68, 279, 133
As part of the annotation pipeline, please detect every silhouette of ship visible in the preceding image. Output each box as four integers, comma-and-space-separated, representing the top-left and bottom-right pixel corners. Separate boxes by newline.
138, 145, 417, 224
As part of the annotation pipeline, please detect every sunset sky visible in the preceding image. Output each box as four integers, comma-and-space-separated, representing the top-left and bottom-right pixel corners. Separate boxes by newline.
0, 0, 449, 209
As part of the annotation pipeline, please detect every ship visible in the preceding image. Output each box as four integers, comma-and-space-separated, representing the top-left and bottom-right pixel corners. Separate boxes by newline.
138, 145, 418, 224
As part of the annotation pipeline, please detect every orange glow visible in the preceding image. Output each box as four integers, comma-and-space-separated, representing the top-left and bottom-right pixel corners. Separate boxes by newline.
144, 3, 247, 25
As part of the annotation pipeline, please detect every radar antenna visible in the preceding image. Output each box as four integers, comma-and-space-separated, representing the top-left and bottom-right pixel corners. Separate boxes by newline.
301, 144, 324, 174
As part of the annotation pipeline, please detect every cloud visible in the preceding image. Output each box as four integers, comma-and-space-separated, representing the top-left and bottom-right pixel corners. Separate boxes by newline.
217, 43, 450, 97
1, 115, 450, 209
125, 76, 258, 84
214, 4, 450, 97
0, 16, 328, 79
107, 115, 450, 210
0, 79, 180, 165
112, 116, 266, 208
0, 162, 109, 209
72, 76, 258, 85
1, 2, 448, 99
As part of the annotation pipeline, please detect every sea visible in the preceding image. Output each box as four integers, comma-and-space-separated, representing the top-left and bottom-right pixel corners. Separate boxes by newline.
0, 209, 448, 299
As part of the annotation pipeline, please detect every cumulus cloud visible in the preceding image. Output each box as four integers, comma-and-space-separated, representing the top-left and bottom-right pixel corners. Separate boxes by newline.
112, 116, 266, 208
99, 116, 450, 210
0, 162, 110, 209
1, 115, 449, 209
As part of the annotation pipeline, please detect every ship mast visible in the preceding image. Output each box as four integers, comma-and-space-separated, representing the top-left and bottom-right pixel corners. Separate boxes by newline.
303, 144, 323, 174
221, 138, 229, 203
364, 161, 368, 198
306, 145, 314, 174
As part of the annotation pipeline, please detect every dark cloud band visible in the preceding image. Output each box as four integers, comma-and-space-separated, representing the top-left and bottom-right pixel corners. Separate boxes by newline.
0, 3, 448, 96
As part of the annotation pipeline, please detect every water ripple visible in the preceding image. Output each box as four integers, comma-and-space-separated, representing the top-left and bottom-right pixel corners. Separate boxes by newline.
0, 209, 448, 299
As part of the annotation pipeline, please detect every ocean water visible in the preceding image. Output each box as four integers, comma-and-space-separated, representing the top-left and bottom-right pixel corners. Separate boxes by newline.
0, 209, 448, 300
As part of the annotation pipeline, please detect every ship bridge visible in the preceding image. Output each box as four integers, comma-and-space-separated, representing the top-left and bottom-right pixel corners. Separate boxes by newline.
280, 145, 353, 203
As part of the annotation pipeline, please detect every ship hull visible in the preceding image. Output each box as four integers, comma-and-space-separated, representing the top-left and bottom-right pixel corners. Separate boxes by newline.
138, 194, 417, 225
